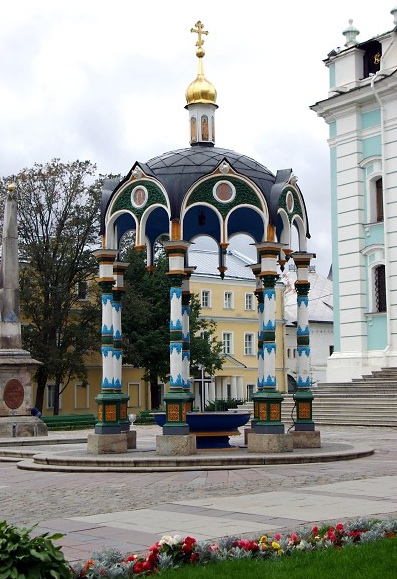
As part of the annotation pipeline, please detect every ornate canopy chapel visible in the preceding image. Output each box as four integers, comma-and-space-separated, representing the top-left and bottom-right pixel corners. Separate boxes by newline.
93, 22, 317, 451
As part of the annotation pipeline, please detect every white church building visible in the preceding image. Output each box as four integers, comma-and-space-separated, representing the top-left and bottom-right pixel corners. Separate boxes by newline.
311, 7, 397, 382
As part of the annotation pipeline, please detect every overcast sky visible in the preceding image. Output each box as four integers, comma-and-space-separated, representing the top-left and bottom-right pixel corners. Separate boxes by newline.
1, 1, 396, 276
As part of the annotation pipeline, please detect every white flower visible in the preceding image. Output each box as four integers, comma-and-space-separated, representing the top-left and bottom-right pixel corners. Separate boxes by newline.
296, 540, 309, 550
159, 534, 181, 547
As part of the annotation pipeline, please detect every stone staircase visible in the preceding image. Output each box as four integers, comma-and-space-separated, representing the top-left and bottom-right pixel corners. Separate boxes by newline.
240, 368, 397, 428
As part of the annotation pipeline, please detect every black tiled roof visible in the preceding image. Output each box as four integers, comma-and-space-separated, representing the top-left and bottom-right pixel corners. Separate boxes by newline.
140, 146, 275, 218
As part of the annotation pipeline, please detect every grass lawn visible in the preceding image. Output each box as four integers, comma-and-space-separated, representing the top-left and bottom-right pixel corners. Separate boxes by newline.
157, 537, 397, 579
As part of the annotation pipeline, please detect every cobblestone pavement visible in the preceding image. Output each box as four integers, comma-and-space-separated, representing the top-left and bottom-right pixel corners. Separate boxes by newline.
0, 425, 396, 528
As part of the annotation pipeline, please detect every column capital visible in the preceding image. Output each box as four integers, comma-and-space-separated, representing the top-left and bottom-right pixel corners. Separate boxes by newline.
92, 248, 118, 263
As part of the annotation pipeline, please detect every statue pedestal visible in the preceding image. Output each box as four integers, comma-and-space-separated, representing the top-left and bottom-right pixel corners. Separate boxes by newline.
247, 432, 293, 453
87, 432, 128, 454
0, 349, 47, 437
156, 434, 196, 456
0, 415, 47, 437
292, 430, 321, 448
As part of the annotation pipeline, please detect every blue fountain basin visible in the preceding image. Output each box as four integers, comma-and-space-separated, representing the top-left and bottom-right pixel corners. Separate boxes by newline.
153, 411, 250, 432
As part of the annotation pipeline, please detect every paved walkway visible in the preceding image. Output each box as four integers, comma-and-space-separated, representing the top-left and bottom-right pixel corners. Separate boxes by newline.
0, 425, 396, 564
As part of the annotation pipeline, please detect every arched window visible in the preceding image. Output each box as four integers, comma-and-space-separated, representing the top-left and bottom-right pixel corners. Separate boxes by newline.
201, 115, 209, 141
375, 177, 383, 222
190, 117, 197, 143
374, 264, 386, 312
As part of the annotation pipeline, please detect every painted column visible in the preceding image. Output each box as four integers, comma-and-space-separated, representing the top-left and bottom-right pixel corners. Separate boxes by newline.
292, 252, 316, 431
163, 240, 192, 435
182, 269, 195, 411
208, 379, 216, 402
251, 264, 264, 424
237, 376, 244, 400
230, 376, 237, 399
221, 377, 228, 400
252, 242, 285, 434
93, 249, 129, 434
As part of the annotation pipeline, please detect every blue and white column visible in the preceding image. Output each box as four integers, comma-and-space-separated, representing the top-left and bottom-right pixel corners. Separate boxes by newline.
251, 242, 285, 434
93, 249, 129, 435
292, 252, 315, 431
162, 240, 192, 435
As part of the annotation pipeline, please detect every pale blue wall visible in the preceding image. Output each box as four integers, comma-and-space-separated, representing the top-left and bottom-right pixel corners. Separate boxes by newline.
361, 108, 381, 130
362, 135, 381, 159
367, 315, 387, 350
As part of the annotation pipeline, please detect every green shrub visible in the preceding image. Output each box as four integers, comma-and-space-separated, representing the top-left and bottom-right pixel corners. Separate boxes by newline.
205, 398, 244, 411
0, 520, 71, 579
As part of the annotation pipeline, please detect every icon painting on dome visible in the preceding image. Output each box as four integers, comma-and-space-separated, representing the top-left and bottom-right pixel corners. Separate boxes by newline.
213, 181, 235, 203
286, 191, 294, 213
131, 186, 148, 208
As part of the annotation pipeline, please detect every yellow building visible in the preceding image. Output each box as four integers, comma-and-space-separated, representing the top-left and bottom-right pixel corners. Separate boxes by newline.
35, 247, 292, 417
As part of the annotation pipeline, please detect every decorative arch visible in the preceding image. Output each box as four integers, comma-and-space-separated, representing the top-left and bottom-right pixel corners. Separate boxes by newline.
291, 215, 308, 252
182, 203, 222, 243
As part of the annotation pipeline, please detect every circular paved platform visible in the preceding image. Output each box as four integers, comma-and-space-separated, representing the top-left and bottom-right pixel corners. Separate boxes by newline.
0, 427, 374, 472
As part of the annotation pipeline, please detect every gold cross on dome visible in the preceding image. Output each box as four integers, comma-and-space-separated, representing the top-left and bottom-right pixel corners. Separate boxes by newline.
190, 21, 208, 49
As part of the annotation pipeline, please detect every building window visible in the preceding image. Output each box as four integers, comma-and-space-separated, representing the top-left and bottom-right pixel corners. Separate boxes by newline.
222, 332, 233, 355
244, 333, 255, 355
77, 280, 89, 301
245, 293, 254, 310
329, 345, 334, 356
362, 40, 382, 78
47, 385, 62, 410
246, 384, 255, 401
375, 178, 383, 222
201, 289, 211, 308
374, 264, 386, 312
74, 383, 88, 409
224, 291, 233, 309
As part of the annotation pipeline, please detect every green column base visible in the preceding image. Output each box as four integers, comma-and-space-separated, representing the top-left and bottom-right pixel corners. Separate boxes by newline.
163, 388, 193, 435
293, 388, 315, 431
95, 390, 130, 434
252, 389, 285, 434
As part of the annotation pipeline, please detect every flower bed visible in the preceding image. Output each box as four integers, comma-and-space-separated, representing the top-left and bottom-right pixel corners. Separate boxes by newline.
69, 517, 397, 578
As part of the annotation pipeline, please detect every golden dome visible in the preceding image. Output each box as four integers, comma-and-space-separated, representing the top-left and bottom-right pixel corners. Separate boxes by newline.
185, 72, 217, 105
186, 21, 217, 106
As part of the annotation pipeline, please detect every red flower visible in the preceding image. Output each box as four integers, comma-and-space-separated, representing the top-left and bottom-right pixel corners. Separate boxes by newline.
142, 561, 152, 572
133, 561, 145, 574
125, 554, 136, 562
148, 552, 158, 565
190, 553, 199, 563
311, 525, 319, 534
336, 523, 344, 531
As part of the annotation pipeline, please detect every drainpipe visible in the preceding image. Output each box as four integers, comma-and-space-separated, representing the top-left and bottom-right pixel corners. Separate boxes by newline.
370, 31, 397, 357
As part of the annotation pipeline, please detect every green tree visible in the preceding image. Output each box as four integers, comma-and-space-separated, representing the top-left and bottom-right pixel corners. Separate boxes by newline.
121, 245, 224, 408
0, 159, 107, 414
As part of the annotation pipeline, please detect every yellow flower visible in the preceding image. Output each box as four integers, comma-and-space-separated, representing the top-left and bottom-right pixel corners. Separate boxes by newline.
271, 541, 280, 550
259, 535, 268, 543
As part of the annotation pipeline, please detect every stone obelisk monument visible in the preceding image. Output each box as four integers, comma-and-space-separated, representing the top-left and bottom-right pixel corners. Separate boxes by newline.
0, 183, 47, 436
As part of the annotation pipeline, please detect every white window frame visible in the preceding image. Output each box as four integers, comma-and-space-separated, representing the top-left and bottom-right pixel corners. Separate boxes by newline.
244, 332, 255, 356
245, 292, 254, 310
46, 384, 62, 410
127, 382, 142, 408
224, 291, 234, 309
74, 382, 89, 409
201, 289, 211, 308
370, 261, 387, 313
360, 157, 382, 225
222, 332, 233, 355
76, 280, 89, 301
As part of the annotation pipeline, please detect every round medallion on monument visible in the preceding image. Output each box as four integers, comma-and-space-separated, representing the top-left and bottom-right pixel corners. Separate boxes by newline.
3, 379, 24, 409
